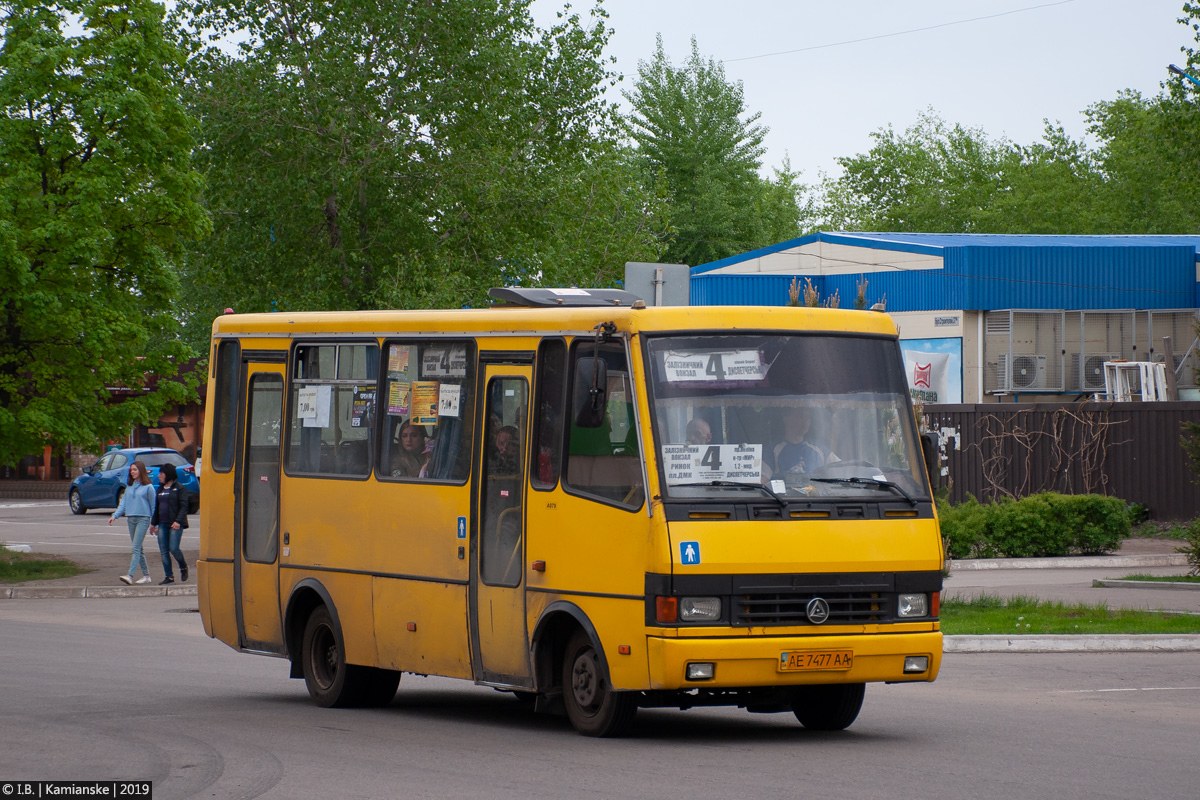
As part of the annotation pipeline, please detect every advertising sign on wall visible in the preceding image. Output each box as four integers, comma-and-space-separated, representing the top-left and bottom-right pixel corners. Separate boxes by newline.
902, 337, 963, 404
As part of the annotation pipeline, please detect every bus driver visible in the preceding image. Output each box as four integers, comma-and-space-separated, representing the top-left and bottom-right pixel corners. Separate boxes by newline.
772, 406, 836, 477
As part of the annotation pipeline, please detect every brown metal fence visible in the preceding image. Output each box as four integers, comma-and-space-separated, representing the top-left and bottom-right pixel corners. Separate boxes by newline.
923, 402, 1200, 521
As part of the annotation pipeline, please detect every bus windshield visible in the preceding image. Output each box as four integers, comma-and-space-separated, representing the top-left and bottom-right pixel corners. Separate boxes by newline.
645, 333, 930, 503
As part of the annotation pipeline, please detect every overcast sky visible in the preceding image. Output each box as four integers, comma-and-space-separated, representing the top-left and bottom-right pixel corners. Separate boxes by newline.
531, 0, 1194, 183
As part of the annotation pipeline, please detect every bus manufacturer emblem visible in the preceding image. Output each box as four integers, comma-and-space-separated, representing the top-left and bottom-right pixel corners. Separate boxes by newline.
806, 597, 830, 625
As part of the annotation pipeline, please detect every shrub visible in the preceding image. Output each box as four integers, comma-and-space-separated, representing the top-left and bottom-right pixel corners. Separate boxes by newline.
1045, 493, 1131, 555
938, 492, 1131, 559
1176, 519, 1200, 577
937, 495, 989, 559
987, 495, 1069, 558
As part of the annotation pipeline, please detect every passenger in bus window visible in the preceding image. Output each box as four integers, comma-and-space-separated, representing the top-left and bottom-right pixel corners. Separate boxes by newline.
390, 420, 429, 478
772, 406, 836, 476
685, 417, 712, 445
489, 425, 519, 475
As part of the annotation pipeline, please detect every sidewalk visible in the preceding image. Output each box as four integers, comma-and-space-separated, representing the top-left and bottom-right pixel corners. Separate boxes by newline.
2, 548, 200, 599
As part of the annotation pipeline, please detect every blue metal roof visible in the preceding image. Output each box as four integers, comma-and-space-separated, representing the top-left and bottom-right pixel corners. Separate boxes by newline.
825, 232, 1200, 250
691, 232, 1200, 311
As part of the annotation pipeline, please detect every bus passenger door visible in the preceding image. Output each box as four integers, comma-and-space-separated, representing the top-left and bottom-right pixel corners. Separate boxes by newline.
235, 363, 285, 652
470, 364, 533, 687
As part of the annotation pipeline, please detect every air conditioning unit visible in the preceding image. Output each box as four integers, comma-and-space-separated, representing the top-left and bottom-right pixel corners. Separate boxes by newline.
1071, 353, 1120, 391
998, 354, 1048, 390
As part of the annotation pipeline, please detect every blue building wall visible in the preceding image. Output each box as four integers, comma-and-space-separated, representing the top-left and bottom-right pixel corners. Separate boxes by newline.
691, 234, 1200, 311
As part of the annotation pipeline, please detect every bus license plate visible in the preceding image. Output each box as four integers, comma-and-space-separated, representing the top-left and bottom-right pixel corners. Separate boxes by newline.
778, 650, 853, 672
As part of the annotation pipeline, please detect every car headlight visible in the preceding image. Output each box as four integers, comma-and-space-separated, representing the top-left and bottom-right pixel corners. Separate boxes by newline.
897, 593, 929, 618
679, 597, 721, 622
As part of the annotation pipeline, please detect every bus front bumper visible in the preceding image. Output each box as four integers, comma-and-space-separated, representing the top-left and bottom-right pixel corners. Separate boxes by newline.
645, 631, 942, 690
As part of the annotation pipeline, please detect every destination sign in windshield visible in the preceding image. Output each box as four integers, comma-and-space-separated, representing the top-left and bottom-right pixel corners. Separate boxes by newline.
662, 350, 767, 383
663, 443, 764, 485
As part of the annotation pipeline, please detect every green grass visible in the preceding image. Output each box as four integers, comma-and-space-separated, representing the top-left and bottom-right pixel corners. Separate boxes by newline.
1131, 521, 1192, 540
940, 594, 1200, 635
1118, 573, 1200, 583
0, 545, 85, 583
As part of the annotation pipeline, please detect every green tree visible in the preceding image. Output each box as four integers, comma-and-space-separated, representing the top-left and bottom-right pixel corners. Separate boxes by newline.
0, 0, 208, 464
625, 36, 806, 267
1084, 90, 1200, 233
175, 0, 664, 347
816, 108, 1121, 234
819, 110, 1098, 233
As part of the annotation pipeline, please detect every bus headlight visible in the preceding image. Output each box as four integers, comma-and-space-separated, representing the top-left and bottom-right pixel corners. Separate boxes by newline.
679, 597, 721, 622
897, 593, 929, 618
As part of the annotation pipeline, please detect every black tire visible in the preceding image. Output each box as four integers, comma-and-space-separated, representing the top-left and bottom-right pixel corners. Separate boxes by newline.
357, 667, 401, 708
69, 489, 87, 515
562, 629, 637, 737
188, 496, 199, 515
301, 606, 366, 708
791, 683, 865, 731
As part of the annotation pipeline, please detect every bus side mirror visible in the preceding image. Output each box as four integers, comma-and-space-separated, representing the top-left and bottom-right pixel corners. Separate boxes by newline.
573, 357, 608, 428
920, 432, 941, 490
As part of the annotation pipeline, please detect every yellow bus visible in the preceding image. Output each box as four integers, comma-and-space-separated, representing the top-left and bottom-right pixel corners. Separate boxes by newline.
198, 287, 943, 736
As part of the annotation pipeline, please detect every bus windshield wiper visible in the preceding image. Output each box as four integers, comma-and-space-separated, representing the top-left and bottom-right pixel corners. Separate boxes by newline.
672, 480, 788, 508
810, 477, 917, 507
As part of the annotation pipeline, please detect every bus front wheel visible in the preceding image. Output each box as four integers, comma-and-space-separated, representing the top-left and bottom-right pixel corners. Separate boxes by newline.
791, 683, 865, 731
562, 629, 637, 737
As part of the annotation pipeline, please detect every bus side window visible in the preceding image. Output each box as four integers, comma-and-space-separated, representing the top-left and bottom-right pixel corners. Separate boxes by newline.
210, 339, 240, 472
286, 343, 378, 478
377, 340, 475, 483
563, 342, 644, 509
531, 339, 566, 490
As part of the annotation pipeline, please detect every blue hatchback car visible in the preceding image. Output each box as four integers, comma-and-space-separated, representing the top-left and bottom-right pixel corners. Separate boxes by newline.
69, 447, 200, 515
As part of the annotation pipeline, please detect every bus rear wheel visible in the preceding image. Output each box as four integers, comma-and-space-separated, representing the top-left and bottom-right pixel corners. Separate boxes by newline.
562, 629, 636, 737
791, 683, 865, 731
299, 606, 362, 707
357, 667, 401, 708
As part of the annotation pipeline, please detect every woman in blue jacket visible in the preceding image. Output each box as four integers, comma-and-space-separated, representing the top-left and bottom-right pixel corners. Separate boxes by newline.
109, 460, 156, 585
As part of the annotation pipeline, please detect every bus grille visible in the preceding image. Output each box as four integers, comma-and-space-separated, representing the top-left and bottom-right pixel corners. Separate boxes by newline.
735, 591, 890, 626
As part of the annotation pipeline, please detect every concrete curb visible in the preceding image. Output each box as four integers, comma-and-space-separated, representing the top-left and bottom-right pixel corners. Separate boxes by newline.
945, 634, 1200, 653
950, 553, 1187, 571
1, 585, 198, 600
1093, 579, 1200, 591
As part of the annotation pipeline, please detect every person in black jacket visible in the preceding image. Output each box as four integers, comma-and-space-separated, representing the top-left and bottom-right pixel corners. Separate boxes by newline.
151, 463, 190, 585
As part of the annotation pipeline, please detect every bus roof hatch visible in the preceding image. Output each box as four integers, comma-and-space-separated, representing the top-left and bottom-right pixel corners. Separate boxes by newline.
488, 287, 644, 308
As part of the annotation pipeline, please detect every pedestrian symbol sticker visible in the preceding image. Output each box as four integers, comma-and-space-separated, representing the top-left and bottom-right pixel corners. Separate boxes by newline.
679, 541, 701, 565
457, 516, 466, 539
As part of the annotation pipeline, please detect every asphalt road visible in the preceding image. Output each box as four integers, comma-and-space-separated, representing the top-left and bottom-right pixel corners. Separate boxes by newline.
3, 503, 1198, 797
1, 595, 1197, 799
0, 500, 200, 556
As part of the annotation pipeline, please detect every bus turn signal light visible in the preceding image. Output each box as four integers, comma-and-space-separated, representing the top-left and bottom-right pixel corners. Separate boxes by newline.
656, 596, 678, 623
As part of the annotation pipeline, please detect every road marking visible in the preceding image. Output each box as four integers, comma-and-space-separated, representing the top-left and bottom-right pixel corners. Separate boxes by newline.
0, 502, 63, 508
1056, 686, 1200, 694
